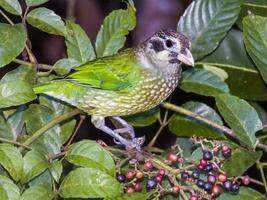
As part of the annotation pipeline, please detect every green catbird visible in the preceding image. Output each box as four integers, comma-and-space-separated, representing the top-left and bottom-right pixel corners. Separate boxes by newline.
34, 29, 194, 150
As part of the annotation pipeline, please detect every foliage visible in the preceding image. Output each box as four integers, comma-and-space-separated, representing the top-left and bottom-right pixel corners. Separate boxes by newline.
0, 0, 267, 199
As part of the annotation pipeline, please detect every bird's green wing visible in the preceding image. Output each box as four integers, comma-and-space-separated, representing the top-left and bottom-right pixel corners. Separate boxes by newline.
66, 49, 141, 90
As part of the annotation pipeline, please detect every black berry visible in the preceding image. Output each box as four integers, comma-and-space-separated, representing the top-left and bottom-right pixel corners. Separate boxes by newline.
205, 164, 213, 172
147, 179, 157, 189
204, 182, 213, 191
181, 172, 189, 180
222, 149, 232, 158
203, 151, 213, 161
197, 179, 205, 188
223, 180, 232, 191
231, 183, 239, 193
192, 171, 200, 179
116, 174, 126, 183
207, 175, 216, 184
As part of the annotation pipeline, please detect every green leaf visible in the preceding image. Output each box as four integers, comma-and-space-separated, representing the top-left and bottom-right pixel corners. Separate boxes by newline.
218, 186, 264, 200
0, 144, 23, 181
123, 107, 159, 127
180, 69, 229, 97
53, 58, 81, 75
21, 149, 49, 184
0, 112, 13, 140
28, 169, 52, 188
2, 65, 36, 85
65, 140, 115, 175
26, 0, 49, 6
95, 4, 136, 57
243, 15, 267, 83
237, 2, 267, 29
0, 23, 26, 67
24, 104, 61, 154
39, 95, 76, 144
105, 192, 155, 200
199, 29, 267, 101
59, 167, 123, 198
48, 160, 62, 183
21, 185, 56, 200
221, 150, 262, 176
0, 80, 36, 108
216, 94, 262, 148
0, 0, 22, 15
168, 101, 225, 139
65, 20, 95, 63
0, 175, 20, 200
27, 7, 66, 36
178, 0, 243, 60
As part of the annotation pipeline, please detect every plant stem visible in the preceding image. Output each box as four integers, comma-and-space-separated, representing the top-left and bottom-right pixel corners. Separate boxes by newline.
66, 0, 76, 20
0, 9, 14, 25
13, 58, 53, 70
65, 114, 85, 148
256, 161, 267, 193
162, 102, 267, 152
0, 137, 31, 150
20, 109, 82, 150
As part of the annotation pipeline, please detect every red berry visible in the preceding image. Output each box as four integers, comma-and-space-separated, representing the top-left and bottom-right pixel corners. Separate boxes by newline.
125, 187, 135, 193
189, 195, 198, 200
242, 175, 251, 185
135, 171, 144, 179
144, 161, 153, 171
197, 164, 204, 170
222, 145, 229, 152
171, 186, 180, 194
218, 173, 227, 183
212, 185, 221, 196
155, 175, 163, 183
134, 183, 142, 192
157, 169, 166, 177
126, 171, 135, 180
199, 159, 208, 166
168, 153, 178, 163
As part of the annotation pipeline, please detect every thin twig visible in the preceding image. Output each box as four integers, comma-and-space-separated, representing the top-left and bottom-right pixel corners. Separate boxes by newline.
65, 114, 85, 148
0, 9, 14, 25
161, 102, 267, 152
0, 137, 31, 150
20, 109, 82, 151
256, 161, 267, 193
13, 58, 53, 70
66, 0, 76, 20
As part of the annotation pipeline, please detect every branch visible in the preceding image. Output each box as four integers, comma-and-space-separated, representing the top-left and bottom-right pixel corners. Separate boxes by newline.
0, 137, 31, 150
20, 109, 82, 150
161, 102, 267, 152
13, 58, 53, 70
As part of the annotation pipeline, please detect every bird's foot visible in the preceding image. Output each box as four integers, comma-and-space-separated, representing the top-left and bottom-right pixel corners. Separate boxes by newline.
111, 117, 135, 138
91, 115, 145, 150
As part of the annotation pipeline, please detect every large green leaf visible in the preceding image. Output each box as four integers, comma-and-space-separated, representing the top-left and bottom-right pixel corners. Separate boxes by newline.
53, 58, 81, 75
178, 0, 243, 60
65, 20, 95, 63
28, 170, 52, 188
216, 94, 262, 148
0, 23, 26, 67
180, 69, 229, 97
59, 167, 123, 198
0, 144, 23, 181
26, 0, 49, 6
168, 101, 225, 139
218, 187, 264, 200
27, 7, 66, 36
48, 160, 62, 183
243, 15, 267, 83
24, 104, 62, 154
0, 80, 36, 108
2, 65, 36, 85
95, 4, 136, 57
0, 0, 22, 15
21, 150, 49, 184
0, 175, 20, 200
199, 29, 267, 101
0, 113, 13, 140
21, 185, 56, 200
221, 150, 262, 177
39, 95, 76, 144
65, 140, 115, 175
105, 192, 155, 200
123, 107, 159, 127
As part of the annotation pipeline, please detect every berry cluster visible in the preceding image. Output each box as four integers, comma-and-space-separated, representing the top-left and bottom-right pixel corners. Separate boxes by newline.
115, 140, 252, 199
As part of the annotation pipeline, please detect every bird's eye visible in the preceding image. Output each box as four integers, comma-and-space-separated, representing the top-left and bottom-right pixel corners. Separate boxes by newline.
165, 39, 173, 48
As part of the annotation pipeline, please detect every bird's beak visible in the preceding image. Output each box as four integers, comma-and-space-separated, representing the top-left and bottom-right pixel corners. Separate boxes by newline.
177, 49, 194, 67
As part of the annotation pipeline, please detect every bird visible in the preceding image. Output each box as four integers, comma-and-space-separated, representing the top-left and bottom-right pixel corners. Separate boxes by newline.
33, 29, 194, 150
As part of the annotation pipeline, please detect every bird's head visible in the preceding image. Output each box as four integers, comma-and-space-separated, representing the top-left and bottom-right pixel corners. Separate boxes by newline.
144, 29, 194, 69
